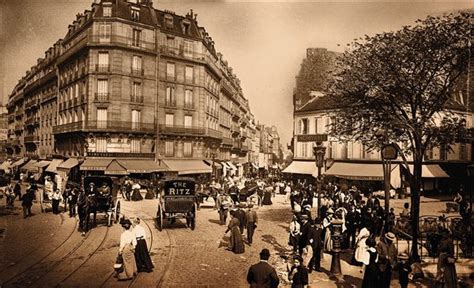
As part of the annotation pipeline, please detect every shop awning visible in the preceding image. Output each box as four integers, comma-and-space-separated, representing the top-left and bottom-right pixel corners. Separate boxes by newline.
203, 160, 223, 169
35, 160, 52, 168
46, 159, 63, 173
80, 159, 112, 171
407, 164, 449, 178
282, 161, 317, 176
324, 162, 401, 188
117, 159, 168, 173
105, 160, 129, 175
226, 161, 237, 171
20, 160, 39, 172
10, 158, 27, 168
57, 158, 80, 171
163, 159, 212, 175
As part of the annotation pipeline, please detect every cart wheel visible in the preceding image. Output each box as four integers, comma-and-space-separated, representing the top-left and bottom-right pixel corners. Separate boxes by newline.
190, 213, 195, 230
157, 206, 163, 231
115, 200, 121, 224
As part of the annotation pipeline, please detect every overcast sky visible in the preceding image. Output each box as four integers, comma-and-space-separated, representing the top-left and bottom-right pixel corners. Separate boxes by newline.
1, 0, 472, 146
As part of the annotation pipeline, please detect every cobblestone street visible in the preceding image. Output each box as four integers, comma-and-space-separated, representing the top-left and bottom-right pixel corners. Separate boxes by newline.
1, 192, 471, 287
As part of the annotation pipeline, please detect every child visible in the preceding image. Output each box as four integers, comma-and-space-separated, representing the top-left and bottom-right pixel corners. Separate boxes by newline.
397, 253, 412, 288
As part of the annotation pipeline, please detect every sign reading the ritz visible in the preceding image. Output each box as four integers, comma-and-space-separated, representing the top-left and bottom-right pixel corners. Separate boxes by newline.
297, 134, 328, 142
164, 180, 195, 196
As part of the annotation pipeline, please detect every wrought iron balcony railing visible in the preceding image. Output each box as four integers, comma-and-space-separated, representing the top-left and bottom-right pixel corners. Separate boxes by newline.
53, 121, 156, 134
95, 93, 109, 102
159, 124, 205, 136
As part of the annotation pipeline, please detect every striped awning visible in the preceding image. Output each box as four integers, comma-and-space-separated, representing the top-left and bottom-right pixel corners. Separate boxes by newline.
20, 160, 39, 172
105, 160, 129, 175
57, 158, 80, 171
80, 159, 112, 171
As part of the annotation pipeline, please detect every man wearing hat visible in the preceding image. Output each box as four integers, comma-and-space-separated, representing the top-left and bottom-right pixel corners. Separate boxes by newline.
322, 208, 334, 252
246, 204, 258, 245
376, 232, 398, 288
307, 218, 323, 272
396, 253, 411, 288
235, 204, 247, 234
247, 248, 279, 288
298, 214, 311, 255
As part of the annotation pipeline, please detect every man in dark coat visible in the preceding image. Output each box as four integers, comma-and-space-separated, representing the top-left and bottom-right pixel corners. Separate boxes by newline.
345, 204, 360, 249
21, 188, 35, 218
246, 204, 258, 245
298, 215, 311, 255
376, 232, 398, 288
308, 218, 323, 272
235, 204, 247, 234
247, 248, 280, 288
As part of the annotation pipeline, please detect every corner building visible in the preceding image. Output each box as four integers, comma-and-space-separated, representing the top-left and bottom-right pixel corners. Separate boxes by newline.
7, 0, 255, 176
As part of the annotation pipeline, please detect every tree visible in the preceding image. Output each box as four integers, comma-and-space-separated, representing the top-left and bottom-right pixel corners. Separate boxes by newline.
328, 12, 471, 259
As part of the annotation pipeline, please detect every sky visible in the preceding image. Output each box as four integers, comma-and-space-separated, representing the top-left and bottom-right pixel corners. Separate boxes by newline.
1, 0, 473, 147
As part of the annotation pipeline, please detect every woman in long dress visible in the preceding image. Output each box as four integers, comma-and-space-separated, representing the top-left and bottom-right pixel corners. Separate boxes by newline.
353, 226, 371, 267
362, 237, 380, 288
436, 231, 457, 288
225, 211, 245, 254
117, 219, 138, 280
133, 218, 154, 273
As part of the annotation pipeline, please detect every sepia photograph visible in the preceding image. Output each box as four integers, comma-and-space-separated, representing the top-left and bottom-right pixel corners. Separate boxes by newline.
0, 0, 473, 287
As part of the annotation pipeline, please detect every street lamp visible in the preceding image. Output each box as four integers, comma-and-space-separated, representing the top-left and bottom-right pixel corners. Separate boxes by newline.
313, 142, 326, 218
381, 143, 398, 212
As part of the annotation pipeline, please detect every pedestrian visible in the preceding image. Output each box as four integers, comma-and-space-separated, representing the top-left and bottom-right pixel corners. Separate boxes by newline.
284, 183, 291, 204
67, 187, 78, 217
52, 188, 62, 214
322, 208, 334, 253
353, 226, 371, 268
361, 237, 380, 288
13, 181, 21, 201
345, 204, 359, 249
376, 232, 398, 288
397, 253, 411, 288
117, 219, 137, 281
132, 218, 154, 273
298, 214, 311, 255
247, 248, 280, 288
436, 229, 457, 288
225, 210, 245, 254
308, 218, 323, 272
236, 204, 247, 234
289, 215, 301, 253
246, 204, 258, 245
288, 255, 309, 288
21, 188, 34, 218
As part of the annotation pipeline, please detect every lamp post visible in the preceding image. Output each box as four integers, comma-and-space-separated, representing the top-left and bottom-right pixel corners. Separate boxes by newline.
313, 142, 326, 218
381, 144, 398, 212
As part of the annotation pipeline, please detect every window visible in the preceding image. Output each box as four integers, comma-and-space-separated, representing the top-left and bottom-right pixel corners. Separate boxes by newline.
314, 117, 318, 134
103, 6, 112, 17
131, 139, 140, 153
132, 29, 141, 47
440, 144, 448, 160
182, 22, 190, 35
164, 15, 173, 29
98, 52, 109, 71
99, 23, 111, 42
183, 142, 192, 157
185, 66, 193, 83
132, 55, 142, 74
167, 36, 175, 49
132, 82, 142, 102
184, 115, 192, 127
97, 108, 107, 129
184, 40, 193, 57
165, 113, 174, 126
96, 79, 108, 100
166, 62, 175, 79
96, 137, 107, 152
131, 7, 140, 21
165, 141, 174, 156
299, 118, 308, 134
131, 109, 140, 130
184, 89, 193, 108
165, 86, 175, 106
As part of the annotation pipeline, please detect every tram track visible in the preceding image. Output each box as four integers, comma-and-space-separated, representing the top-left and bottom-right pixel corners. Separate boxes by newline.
127, 217, 155, 288
0, 217, 80, 286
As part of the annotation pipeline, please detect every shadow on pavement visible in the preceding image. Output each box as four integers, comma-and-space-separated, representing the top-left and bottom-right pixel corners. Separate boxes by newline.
261, 234, 289, 254
208, 219, 223, 226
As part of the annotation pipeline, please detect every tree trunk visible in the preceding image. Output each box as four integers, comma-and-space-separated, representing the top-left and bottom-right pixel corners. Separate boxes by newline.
410, 150, 423, 260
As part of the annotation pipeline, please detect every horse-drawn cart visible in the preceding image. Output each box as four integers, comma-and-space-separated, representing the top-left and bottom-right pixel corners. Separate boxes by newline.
81, 176, 120, 228
156, 179, 197, 231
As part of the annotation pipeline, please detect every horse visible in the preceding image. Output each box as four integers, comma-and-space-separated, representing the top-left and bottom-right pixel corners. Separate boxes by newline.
77, 190, 99, 234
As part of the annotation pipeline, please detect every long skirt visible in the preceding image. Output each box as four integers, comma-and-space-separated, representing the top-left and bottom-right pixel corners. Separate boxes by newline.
229, 226, 245, 254
135, 239, 154, 272
131, 189, 143, 201
324, 229, 333, 252
262, 191, 273, 205
117, 244, 137, 280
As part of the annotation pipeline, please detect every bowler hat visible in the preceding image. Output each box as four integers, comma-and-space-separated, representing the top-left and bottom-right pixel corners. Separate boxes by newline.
385, 232, 396, 242
260, 248, 270, 258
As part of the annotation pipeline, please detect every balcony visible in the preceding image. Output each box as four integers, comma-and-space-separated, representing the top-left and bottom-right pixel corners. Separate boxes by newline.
222, 137, 233, 146
183, 102, 195, 110
159, 124, 205, 136
131, 95, 144, 103
53, 121, 156, 134
240, 119, 248, 127
205, 128, 223, 140
24, 135, 39, 143
95, 93, 110, 102
25, 116, 38, 126
164, 100, 177, 108
131, 68, 144, 76
95, 64, 110, 73
89, 35, 156, 53
87, 152, 155, 158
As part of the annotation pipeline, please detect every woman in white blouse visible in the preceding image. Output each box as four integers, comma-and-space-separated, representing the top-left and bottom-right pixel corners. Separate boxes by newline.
117, 219, 137, 280
132, 218, 154, 273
